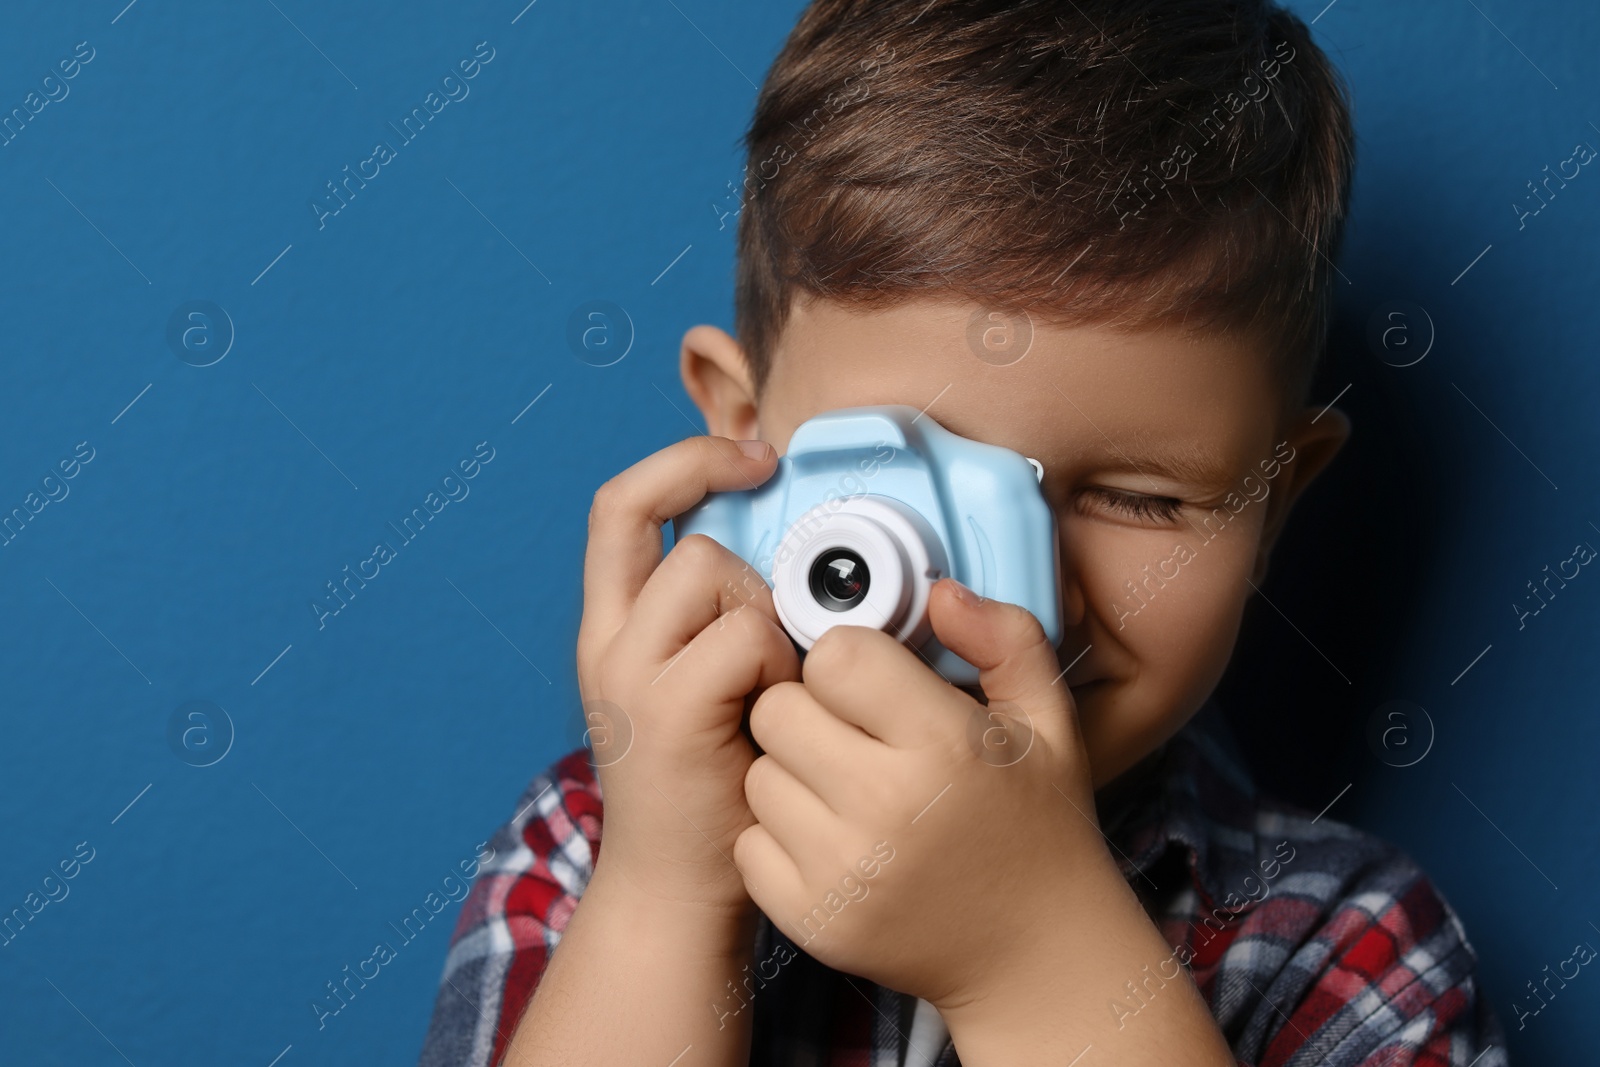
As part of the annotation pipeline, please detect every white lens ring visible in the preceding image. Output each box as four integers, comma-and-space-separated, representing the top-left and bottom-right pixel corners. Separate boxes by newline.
770, 496, 946, 651
781, 517, 907, 644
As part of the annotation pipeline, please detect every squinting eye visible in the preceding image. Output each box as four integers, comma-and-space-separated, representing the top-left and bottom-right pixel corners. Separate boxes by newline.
1078, 487, 1185, 524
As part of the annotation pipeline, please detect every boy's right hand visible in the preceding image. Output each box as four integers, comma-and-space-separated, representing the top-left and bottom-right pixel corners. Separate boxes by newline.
576, 435, 801, 916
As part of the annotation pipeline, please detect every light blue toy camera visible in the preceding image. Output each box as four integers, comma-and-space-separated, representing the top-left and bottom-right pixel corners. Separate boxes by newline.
670, 405, 1063, 685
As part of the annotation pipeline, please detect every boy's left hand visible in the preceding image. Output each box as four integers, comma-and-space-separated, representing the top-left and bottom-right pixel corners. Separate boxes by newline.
734, 576, 1131, 1012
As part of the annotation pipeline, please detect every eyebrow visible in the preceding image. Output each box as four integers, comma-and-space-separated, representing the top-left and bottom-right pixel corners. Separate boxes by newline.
1095, 443, 1240, 493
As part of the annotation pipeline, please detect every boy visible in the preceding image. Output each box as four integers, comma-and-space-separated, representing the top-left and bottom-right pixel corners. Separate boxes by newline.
418, 1, 1507, 1064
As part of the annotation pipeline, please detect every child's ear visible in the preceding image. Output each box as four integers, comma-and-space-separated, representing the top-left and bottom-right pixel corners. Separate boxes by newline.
1251, 404, 1352, 586
680, 324, 761, 441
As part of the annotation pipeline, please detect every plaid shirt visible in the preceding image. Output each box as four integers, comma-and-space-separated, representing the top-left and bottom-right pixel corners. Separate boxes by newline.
416, 700, 1509, 1067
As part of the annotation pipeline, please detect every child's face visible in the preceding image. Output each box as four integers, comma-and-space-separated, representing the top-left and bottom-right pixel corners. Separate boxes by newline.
681, 295, 1349, 788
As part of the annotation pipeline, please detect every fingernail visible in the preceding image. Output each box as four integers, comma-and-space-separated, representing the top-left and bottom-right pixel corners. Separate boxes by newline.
735, 439, 770, 461
947, 577, 975, 604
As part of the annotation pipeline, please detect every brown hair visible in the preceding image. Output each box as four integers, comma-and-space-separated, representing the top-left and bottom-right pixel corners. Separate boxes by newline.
733, 0, 1356, 414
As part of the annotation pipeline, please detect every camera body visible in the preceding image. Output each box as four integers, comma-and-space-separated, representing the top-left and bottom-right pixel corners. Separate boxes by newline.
670, 405, 1063, 685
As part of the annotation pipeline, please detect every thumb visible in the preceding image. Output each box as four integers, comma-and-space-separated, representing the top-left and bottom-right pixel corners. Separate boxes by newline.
927, 576, 1076, 753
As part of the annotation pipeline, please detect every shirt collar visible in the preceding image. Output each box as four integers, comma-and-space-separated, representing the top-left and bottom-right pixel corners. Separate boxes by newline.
1096, 698, 1273, 912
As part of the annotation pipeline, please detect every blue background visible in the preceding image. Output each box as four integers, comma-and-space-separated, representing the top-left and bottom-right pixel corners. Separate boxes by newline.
0, 0, 1592, 1063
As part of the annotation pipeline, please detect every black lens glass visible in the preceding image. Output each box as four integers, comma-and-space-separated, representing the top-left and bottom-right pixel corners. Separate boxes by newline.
809, 549, 870, 612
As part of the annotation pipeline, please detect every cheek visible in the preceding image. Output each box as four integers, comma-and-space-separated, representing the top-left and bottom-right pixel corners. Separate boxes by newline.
1131, 571, 1250, 702
1063, 515, 1263, 781
1068, 514, 1260, 631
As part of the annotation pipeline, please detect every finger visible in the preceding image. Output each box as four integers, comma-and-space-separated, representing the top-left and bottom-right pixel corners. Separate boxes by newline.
619, 530, 784, 668
748, 680, 885, 815
580, 435, 776, 651
733, 822, 806, 932
799, 624, 968, 748
924, 577, 1076, 754
649, 599, 801, 718
743, 752, 846, 873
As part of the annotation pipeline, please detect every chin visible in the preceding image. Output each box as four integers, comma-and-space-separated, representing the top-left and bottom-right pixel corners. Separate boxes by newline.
1069, 681, 1141, 784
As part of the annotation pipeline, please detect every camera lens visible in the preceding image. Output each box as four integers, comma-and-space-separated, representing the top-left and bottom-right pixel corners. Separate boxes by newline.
809, 549, 870, 612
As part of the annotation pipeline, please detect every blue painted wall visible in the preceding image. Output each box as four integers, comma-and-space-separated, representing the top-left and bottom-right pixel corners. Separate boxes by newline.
0, 1, 1591, 1063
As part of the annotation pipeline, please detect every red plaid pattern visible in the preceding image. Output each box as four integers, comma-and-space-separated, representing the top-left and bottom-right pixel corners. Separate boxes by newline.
415, 701, 1508, 1067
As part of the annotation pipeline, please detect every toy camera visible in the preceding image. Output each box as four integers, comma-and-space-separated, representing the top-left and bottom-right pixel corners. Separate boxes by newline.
670, 405, 1063, 685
